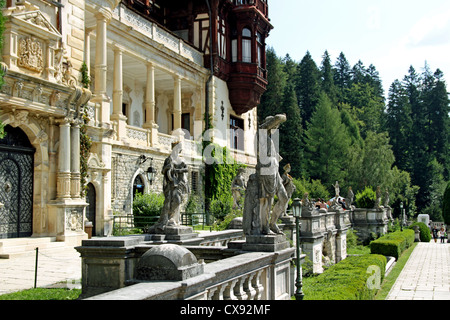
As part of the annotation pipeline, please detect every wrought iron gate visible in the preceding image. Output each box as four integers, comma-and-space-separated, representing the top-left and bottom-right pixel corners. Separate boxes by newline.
0, 125, 35, 239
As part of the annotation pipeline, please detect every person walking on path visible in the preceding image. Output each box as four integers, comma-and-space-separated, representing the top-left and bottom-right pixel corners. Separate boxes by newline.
439, 225, 446, 243
432, 225, 439, 243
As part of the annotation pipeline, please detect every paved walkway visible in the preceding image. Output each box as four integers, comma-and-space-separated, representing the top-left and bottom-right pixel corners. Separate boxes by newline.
386, 241, 450, 300
0, 246, 81, 295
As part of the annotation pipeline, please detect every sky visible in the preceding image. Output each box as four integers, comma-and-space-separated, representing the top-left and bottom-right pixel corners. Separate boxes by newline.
266, 0, 450, 97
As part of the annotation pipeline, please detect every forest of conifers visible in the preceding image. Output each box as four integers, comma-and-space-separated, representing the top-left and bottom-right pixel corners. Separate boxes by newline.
258, 48, 450, 221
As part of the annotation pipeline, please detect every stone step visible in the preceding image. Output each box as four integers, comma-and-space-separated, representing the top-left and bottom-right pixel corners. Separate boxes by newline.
0, 237, 67, 259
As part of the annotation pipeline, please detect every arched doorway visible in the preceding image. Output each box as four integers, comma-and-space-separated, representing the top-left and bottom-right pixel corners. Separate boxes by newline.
0, 125, 35, 239
133, 175, 145, 199
86, 183, 96, 234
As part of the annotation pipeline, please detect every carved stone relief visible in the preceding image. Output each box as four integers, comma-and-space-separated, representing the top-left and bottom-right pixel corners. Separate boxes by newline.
18, 37, 44, 73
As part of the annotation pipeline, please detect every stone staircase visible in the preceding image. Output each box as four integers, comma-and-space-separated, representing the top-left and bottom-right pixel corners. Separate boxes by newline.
0, 237, 67, 259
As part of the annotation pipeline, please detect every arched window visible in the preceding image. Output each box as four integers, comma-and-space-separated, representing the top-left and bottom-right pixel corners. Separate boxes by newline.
242, 28, 252, 63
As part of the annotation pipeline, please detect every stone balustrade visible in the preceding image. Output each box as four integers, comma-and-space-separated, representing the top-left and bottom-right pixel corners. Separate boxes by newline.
112, 4, 203, 65
83, 248, 294, 300
298, 207, 351, 274
76, 230, 297, 300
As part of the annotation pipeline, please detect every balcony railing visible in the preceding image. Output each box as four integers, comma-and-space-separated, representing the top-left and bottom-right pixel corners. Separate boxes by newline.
113, 3, 203, 65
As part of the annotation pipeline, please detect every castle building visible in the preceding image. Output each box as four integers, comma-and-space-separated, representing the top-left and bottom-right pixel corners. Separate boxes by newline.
0, 0, 272, 244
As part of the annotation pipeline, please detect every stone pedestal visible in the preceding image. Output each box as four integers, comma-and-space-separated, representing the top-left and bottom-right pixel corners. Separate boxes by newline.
242, 234, 290, 252
47, 199, 88, 246
150, 226, 201, 245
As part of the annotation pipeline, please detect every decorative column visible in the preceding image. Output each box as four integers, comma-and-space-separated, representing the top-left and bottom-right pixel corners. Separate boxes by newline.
110, 46, 127, 140
144, 62, 155, 126
112, 46, 123, 117
143, 62, 159, 146
70, 119, 82, 199
173, 75, 182, 139
56, 118, 72, 199
93, 8, 112, 125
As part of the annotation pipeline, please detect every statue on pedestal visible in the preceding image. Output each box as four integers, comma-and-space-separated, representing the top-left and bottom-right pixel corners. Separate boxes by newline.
151, 142, 189, 234
279, 164, 296, 217
243, 114, 289, 236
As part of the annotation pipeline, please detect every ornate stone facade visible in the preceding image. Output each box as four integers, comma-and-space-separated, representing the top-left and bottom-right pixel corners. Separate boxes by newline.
0, 0, 262, 244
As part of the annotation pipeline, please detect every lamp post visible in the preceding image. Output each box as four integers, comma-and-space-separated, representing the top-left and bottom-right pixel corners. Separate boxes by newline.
292, 198, 304, 300
400, 202, 403, 231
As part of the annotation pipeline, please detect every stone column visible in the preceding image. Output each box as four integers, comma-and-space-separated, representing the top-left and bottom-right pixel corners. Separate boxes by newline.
144, 62, 155, 126
70, 119, 82, 199
173, 75, 182, 132
112, 46, 123, 117
56, 118, 71, 200
110, 46, 127, 140
93, 8, 112, 125
143, 62, 159, 146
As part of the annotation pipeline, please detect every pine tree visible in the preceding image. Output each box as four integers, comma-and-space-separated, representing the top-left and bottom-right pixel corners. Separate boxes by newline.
385, 79, 412, 172
428, 69, 450, 179
320, 50, 338, 105
279, 81, 303, 178
334, 52, 352, 91
297, 51, 321, 128
303, 93, 350, 187
258, 47, 287, 123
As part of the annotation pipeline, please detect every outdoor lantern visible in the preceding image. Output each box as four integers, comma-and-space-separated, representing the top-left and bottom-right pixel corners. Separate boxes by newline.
146, 165, 156, 185
139, 155, 156, 185
292, 198, 302, 217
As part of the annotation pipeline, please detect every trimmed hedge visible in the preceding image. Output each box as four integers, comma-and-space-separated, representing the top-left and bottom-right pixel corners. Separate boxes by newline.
369, 229, 415, 260
303, 254, 386, 300
408, 222, 431, 242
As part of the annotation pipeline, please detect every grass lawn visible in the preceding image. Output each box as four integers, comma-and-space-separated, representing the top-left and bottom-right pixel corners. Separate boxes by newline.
0, 288, 81, 300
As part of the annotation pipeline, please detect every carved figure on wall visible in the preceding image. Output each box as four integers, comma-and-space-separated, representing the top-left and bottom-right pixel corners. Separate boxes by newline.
151, 142, 189, 234
231, 167, 246, 209
243, 114, 289, 236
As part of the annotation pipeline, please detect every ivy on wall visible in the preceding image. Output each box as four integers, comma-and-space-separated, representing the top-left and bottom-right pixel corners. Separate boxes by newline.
79, 62, 92, 196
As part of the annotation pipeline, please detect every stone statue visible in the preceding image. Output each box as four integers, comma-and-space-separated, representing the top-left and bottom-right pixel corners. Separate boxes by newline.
330, 181, 341, 208
345, 186, 354, 209
333, 181, 340, 197
243, 114, 289, 236
375, 186, 382, 209
231, 167, 246, 209
280, 164, 296, 216
383, 188, 390, 208
151, 142, 189, 234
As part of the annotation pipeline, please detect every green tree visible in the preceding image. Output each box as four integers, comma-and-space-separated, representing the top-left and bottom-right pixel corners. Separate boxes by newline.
258, 47, 286, 123
333, 52, 352, 99
443, 182, 450, 225
344, 82, 385, 138
320, 50, 338, 105
297, 51, 321, 128
425, 69, 449, 179
279, 81, 304, 178
384, 79, 413, 172
303, 92, 350, 188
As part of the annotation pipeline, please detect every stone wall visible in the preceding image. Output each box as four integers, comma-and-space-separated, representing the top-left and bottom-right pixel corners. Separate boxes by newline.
350, 207, 391, 243
298, 208, 351, 274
